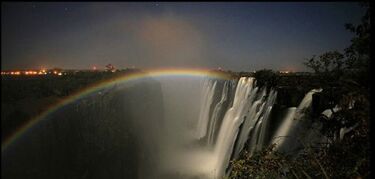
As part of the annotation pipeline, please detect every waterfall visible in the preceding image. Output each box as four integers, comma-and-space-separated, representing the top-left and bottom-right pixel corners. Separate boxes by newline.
207, 81, 230, 145
271, 88, 322, 153
270, 107, 297, 150
196, 80, 218, 140
161, 76, 324, 178
255, 90, 277, 150
202, 77, 277, 178
193, 76, 324, 178
3, 74, 329, 179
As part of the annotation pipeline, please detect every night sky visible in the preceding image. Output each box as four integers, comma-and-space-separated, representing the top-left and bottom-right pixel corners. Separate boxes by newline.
1, 2, 366, 71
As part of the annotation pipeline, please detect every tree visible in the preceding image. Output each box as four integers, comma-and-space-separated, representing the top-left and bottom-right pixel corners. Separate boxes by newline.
303, 51, 345, 74
304, 3, 370, 83
302, 2, 369, 136
230, 4, 370, 178
253, 69, 279, 88
303, 4, 370, 177
344, 3, 370, 71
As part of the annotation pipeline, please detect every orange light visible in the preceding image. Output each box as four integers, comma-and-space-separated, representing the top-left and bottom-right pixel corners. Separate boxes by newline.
279, 71, 290, 74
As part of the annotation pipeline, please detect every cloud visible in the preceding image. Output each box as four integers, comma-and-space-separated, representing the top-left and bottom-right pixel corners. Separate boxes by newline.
135, 14, 210, 68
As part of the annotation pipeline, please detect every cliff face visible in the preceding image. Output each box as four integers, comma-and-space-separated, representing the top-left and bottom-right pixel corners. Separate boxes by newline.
2, 77, 165, 179
226, 72, 323, 108
2, 73, 332, 179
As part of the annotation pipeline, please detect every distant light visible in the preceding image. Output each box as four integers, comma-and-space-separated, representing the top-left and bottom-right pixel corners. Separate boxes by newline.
53, 71, 57, 74
58, 72, 62, 76
279, 71, 290, 74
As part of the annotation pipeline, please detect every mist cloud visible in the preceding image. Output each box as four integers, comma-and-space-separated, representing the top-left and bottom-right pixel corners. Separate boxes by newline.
136, 14, 210, 68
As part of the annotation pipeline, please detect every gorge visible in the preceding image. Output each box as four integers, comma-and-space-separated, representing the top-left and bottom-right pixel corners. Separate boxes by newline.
2, 72, 332, 179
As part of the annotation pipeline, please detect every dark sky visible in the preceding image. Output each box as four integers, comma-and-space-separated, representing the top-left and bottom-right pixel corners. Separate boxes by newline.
1, 2, 366, 71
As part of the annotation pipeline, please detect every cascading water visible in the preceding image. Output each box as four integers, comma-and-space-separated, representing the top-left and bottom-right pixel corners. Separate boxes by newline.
3, 75, 326, 179
188, 77, 324, 178
271, 88, 323, 153
196, 80, 218, 140
207, 81, 230, 145
213, 77, 258, 177
191, 77, 279, 178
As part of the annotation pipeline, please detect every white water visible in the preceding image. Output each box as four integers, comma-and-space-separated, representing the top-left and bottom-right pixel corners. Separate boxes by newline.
207, 81, 230, 145
3, 75, 327, 179
194, 77, 279, 178
196, 80, 218, 139
160, 77, 324, 178
271, 88, 322, 153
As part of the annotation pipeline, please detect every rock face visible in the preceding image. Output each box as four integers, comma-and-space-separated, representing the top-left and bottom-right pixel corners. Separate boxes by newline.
275, 86, 308, 107
1, 77, 165, 179
229, 72, 323, 111
2, 73, 329, 179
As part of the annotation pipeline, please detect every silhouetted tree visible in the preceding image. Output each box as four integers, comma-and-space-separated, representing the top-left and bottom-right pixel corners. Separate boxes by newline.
253, 69, 279, 88
231, 4, 370, 178
304, 51, 345, 74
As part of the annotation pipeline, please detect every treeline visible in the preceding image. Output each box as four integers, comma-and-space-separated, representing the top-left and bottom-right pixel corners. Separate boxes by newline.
1, 69, 142, 142
230, 3, 370, 178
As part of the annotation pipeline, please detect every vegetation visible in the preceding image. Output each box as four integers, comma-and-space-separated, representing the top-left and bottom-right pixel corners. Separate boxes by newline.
1, 69, 142, 141
253, 69, 279, 88
230, 3, 370, 178
1, 4, 370, 178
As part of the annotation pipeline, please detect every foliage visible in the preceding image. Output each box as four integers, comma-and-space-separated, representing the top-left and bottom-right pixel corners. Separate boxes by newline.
313, 3, 370, 144
344, 3, 370, 72
230, 4, 370, 179
303, 3, 370, 140
230, 144, 331, 179
304, 51, 345, 75
230, 131, 370, 178
253, 69, 279, 88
